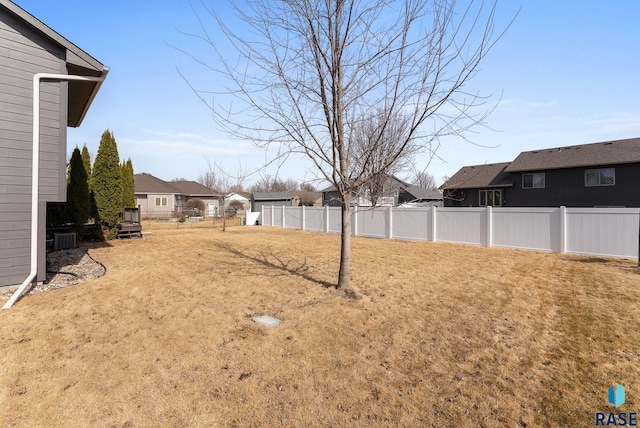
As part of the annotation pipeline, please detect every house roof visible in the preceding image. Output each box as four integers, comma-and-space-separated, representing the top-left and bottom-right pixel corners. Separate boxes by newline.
228, 192, 252, 200
134, 173, 218, 197
443, 162, 513, 190
403, 185, 443, 201
505, 137, 640, 172
289, 190, 322, 200
0, 0, 109, 127
321, 175, 411, 193
252, 192, 292, 201
171, 180, 214, 196
135, 173, 181, 194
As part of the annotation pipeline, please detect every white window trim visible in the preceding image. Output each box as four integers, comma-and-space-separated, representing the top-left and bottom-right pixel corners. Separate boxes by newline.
155, 197, 168, 206
585, 168, 615, 187
522, 172, 545, 189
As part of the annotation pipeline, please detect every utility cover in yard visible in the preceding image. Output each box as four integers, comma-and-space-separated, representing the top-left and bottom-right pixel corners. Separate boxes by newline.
252, 315, 281, 328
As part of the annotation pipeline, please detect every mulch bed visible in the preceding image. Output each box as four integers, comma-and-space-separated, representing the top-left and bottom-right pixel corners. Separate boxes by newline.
0, 247, 105, 300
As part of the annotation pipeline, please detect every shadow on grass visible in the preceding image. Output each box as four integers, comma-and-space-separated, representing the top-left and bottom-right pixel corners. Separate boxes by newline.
217, 243, 336, 288
560, 255, 640, 275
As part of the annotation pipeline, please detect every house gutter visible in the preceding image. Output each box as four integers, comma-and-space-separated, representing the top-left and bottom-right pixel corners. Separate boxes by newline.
2, 72, 107, 310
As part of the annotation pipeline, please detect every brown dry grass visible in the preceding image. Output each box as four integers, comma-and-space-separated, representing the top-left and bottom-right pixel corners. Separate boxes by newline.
1, 221, 639, 427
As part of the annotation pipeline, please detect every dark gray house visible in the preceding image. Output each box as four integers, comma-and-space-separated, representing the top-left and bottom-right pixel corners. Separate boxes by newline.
0, 1, 108, 289
443, 138, 640, 207
441, 162, 512, 207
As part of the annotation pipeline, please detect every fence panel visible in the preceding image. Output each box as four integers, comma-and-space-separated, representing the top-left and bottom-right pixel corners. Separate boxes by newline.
327, 207, 342, 233
492, 208, 558, 252
272, 207, 283, 227
355, 208, 387, 238
258, 205, 639, 260
566, 208, 639, 258
304, 207, 327, 232
392, 208, 431, 241
436, 208, 485, 245
284, 206, 303, 230
261, 207, 272, 226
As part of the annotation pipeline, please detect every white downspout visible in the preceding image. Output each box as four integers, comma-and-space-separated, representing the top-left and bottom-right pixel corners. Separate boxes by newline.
2, 73, 106, 310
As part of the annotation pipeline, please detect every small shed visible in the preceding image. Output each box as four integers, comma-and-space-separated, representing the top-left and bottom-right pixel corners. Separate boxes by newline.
251, 192, 293, 212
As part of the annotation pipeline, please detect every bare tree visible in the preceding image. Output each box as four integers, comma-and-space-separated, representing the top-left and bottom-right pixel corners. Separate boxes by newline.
283, 178, 299, 192
251, 174, 291, 192
300, 182, 317, 192
180, 0, 513, 292
352, 109, 413, 206
411, 169, 438, 190
198, 158, 245, 231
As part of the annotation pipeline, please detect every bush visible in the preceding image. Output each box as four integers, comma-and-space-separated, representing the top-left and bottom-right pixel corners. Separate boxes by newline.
185, 198, 205, 214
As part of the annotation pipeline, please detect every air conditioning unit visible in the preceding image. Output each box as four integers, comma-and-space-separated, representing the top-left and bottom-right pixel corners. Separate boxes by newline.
54, 232, 76, 251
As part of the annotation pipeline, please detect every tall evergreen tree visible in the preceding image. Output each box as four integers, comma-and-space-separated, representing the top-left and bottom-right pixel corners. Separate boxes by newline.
92, 130, 122, 239
121, 158, 136, 208
81, 144, 92, 185
81, 144, 100, 221
67, 147, 91, 235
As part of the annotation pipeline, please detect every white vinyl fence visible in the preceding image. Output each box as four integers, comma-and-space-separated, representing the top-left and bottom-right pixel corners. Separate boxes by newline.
260, 205, 640, 260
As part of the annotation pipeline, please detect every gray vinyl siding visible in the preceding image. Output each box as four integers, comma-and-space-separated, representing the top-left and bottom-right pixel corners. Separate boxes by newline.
0, 10, 67, 286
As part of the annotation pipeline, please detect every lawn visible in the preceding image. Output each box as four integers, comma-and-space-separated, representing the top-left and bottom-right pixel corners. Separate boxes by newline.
1, 222, 639, 427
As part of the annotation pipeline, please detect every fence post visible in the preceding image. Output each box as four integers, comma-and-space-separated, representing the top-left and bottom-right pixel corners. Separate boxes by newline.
353, 205, 358, 236
261, 205, 264, 226
301, 205, 305, 231
559, 206, 566, 253
388, 206, 393, 239
325, 205, 330, 233
486, 206, 493, 248
431, 205, 437, 242
282, 205, 286, 228
271, 205, 274, 227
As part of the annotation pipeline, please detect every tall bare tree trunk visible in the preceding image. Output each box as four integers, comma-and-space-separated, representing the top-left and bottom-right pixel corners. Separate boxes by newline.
183, 0, 512, 291
338, 192, 351, 290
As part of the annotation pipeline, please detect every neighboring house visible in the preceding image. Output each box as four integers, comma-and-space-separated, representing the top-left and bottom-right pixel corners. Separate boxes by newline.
289, 190, 322, 207
442, 138, 640, 207
441, 162, 512, 207
398, 185, 443, 207
321, 175, 442, 207
134, 173, 220, 218
226, 192, 251, 212
171, 180, 220, 217
0, 1, 107, 288
251, 192, 294, 212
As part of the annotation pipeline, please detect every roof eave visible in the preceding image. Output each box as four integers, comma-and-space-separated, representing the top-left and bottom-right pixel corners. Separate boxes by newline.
69, 68, 109, 127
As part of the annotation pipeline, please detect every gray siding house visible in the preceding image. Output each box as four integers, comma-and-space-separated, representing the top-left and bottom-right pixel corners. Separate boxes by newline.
134, 173, 220, 218
443, 138, 640, 207
0, 1, 107, 288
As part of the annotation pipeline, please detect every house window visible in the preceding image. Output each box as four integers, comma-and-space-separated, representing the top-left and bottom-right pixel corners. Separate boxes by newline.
522, 172, 545, 189
155, 197, 168, 206
479, 190, 501, 206
585, 168, 615, 186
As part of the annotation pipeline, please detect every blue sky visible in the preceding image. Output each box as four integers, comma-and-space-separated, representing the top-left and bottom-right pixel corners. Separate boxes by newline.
13, 0, 640, 188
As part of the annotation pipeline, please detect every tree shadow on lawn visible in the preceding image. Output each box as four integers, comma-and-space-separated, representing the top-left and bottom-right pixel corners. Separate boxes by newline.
217, 243, 336, 288
559, 255, 640, 275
